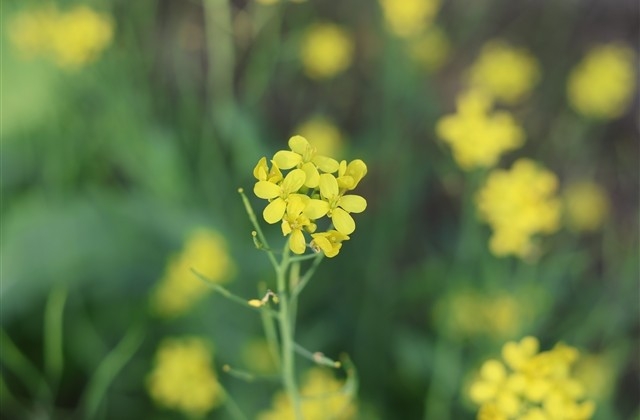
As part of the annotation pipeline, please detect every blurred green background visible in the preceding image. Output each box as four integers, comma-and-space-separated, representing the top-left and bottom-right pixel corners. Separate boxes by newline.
1, 0, 638, 419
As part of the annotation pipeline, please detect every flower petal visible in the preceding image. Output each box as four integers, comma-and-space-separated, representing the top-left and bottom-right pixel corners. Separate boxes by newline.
254, 181, 281, 199
319, 174, 339, 199
313, 155, 340, 173
338, 195, 367, 213
288, 135, 310, 155
281, 169, 306, 194
253, 157, 268, 180
304, 199, 330, 219
286, 194, 308, 218
289, 230, 306, 254
273, 150, 302, 169
310, 235, 332, 255
301, 162, 320, 188
263, 198, 286, 224
332, 207, 355, 235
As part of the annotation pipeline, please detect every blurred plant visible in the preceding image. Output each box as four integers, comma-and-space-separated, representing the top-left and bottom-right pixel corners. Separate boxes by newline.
300, 23, 354, 80
436, 90, 525, 170
258, 367, 357, 419
468, 40, 540, 104
406, 26, 451, 71
294, 116, 345, 160
562, 182, 610, 233
150, 228, 235, 318
573, 353, 617, 403
469, 336, 595, 419
256, 0, 307, 4
146, 337, 224, 417
567, 43, 636, 120
242, 338, 279, 375
8, 4, 113, 70
476, 159, 561, 259
379, 0, 440, 38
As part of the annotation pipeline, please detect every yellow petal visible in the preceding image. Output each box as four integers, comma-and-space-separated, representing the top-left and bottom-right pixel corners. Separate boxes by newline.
288, 135, 310, 155
310, 235, 332, 254
304, 199, 329, 219
332, 207, 355, 234
273, 150, 302, 169
338, 195, 367, 213
281, 169, 306, 194
254, 181, 281, 199
281, 220, 292, 235
286, 194, 308, 218
313, 155, 340, 173
253, 157, 268, 180
289, 229, 306, 254
301, 162, 320, 188
319, 173, 339, 199
481, 359, 506, 382
263, 198, 286, 224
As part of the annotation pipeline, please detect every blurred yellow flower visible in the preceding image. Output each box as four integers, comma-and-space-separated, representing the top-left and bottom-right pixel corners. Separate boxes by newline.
259, 368, 356, 420
567, 43, 636, 119
573, 354, 616, 402
8, 5, 113, 70
469, 337, 595, 419
294, 116, 344, 159
563, 182, 609, 232
147, 337, 223, 417
407, 26, 451, 71
300, 23, 353, 80
150, 228, 235, 318
468, 40, 540, 104
379, 0, 440, 38
476, 159, 561, 258
436, 90, 525, 170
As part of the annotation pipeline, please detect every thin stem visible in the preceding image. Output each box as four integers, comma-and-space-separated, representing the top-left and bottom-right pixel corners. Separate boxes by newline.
219, 383, 249, 420
276, 244, 303, 419
44, 283, 67, 394
293, 342, 341, 368
238, 189, 279, 271
289, 253, 320, 263
292, 253, 324, 297
258, 283, 282, 369
80, 319, 145, 418
192, 269, 279, 318
289, 261, 301, 334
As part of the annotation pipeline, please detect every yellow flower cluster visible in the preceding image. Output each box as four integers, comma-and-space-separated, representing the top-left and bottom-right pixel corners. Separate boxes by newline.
379, 0, 440, 38
150, 228, 235, 317
147, 337, 223, 417
567, 43, 636, 120
436, 90, 525, 170
300, 23, 354, 80
468, 40, 541, 104
259, 368, 356, 420
476, 159, 561, 258
254, 136, 367, 257
469, 337, 595, 420
8, 5, 113, 70
407, 26, 451, 71
563, 182, 609, 232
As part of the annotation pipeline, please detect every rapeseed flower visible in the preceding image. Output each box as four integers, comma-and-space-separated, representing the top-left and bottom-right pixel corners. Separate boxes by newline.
150, 228, 235, 317
379, 0, 440, 38
563, 182, 609, 232
147, 337, 223, 417
468, 40, 540, 104
253, 136, 367, 256
476, 159, 561, 258
258, 368, 356, 419
294, 116, 344, 159
469, 336, 595, 419
436, 90, 525, 170
300, 23, 353, 80
8, 5, 113, 70
567, 43, 636, 120
407, 26, 451, 71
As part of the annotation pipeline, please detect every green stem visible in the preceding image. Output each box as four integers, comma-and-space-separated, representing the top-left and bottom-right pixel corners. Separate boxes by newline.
44, 283, 67, 393
220, 384, 249, 420
289, 261, 301, 334
239, 189, 279, 271
292, 253, 324, 297
293, 342, 340, 368
80, 320, 145, 418
289, 254, 320, 263
276, 244, 303, 419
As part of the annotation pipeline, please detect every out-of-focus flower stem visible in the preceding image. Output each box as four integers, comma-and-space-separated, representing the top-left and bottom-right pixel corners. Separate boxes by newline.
44, 282, 67, 394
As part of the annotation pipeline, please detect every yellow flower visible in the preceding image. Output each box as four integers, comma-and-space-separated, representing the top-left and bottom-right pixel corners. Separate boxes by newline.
319, 174, 367, 235
254, 169, 308, 224
280, 195, 324, 254
254, 157, 283, 184
259, 368, 356, 420
300, 23, 353, 80
567, 43, 636, 119
147, 337, 223, 417
379, 0, 440, 38
336, 159, 368, 191
294, 117, 344, 160
469, 337, 596, 419
310, 230, 350, 258
274, 135, 340, 188
8, 5, 113, 70
563, 182, 609, 232
476, 159, 561, 258
468, 40, 540, 104
436, 90, 525, 170
150, 229, 235, 318
407, 26, 451, 71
